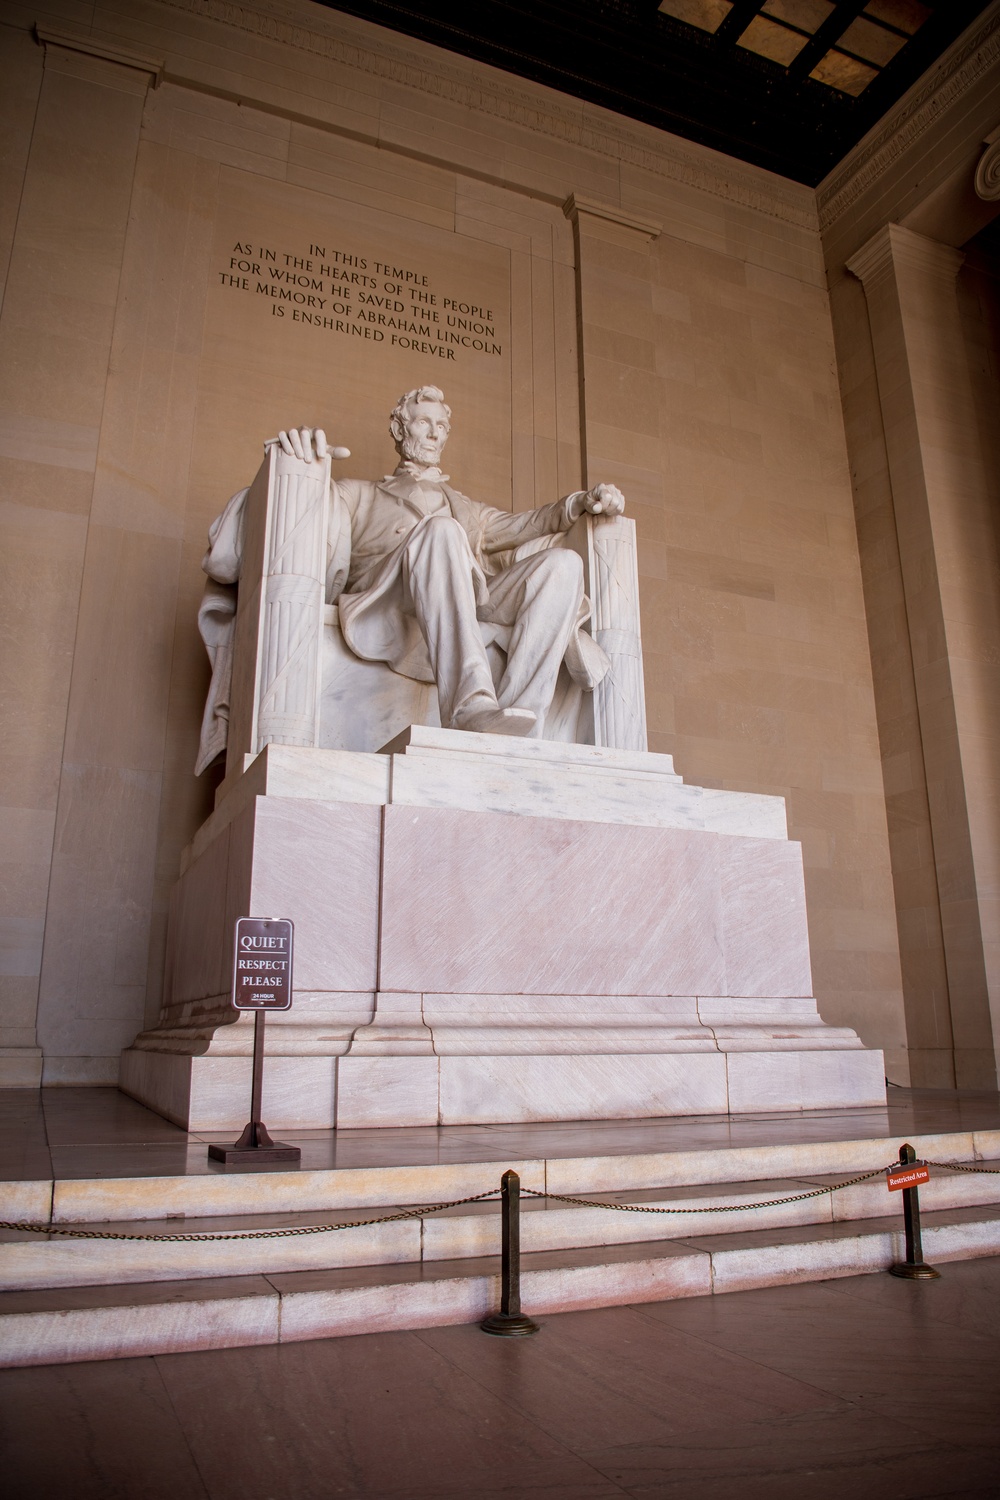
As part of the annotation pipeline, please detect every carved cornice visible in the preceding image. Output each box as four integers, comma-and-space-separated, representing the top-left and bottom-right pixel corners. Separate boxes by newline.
147, 0, 815, 229
563, 194, 661, 240
847, 223, 964, 292
819, 4, 1000, 230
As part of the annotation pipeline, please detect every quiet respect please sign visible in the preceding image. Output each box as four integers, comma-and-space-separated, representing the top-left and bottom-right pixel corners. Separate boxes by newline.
232, 917, 294, 1010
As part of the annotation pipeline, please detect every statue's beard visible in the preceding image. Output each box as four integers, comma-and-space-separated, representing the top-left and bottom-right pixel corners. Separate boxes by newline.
398, 432, 446, 468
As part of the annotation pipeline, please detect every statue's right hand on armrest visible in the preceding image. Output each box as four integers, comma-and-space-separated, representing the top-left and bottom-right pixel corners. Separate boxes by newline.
271, 427, 351, 463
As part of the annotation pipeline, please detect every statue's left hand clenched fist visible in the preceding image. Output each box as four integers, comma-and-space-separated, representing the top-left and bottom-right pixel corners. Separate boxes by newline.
568, 483, 626, 519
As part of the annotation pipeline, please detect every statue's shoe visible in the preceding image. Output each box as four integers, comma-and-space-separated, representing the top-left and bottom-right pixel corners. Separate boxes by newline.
452, 706, 536, 737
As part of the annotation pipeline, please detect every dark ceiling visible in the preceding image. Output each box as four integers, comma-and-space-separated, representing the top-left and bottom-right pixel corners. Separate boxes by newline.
313, 0, 991, 186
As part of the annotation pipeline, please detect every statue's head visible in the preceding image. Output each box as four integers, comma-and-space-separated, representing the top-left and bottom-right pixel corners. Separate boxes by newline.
390, 386, 452, 468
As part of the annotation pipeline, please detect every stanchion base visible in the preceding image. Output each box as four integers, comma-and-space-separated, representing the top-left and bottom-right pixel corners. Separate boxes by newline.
207, 1143, 301, 1168
480, 1312, 539, 1337
888, 1261, 941, 1280
208, 1116, 301, 1169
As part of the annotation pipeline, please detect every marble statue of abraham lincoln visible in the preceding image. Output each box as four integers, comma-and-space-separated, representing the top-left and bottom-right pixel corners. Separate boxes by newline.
196, 384, 625, 772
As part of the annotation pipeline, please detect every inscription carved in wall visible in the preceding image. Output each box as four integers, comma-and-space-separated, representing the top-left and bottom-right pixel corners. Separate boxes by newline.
216, 240, 504, 362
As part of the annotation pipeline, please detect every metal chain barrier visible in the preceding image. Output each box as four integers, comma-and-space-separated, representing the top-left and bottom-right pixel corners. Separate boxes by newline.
0, 1168, 892, 1242
0, 1190, 501, 1243
1, 1156, 997, 1244
924, 1159, 1000, 1174
523, 1165, 893, 1214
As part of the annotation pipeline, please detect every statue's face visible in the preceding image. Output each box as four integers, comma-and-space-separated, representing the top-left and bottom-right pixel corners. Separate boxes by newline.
397, 400, 451, 466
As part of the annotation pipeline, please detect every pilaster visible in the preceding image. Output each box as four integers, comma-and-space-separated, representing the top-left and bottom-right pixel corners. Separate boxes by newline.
562, 195, 661, 490
849, 222, 1000, 1088
23, 32, 161, 1084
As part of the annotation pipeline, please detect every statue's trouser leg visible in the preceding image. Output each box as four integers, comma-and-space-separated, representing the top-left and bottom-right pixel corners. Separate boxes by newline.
400, 515, 499, 726
479, 549, 584, 734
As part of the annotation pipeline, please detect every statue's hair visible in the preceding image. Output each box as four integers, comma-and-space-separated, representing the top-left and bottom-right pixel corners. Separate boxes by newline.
389, 386, 451, 437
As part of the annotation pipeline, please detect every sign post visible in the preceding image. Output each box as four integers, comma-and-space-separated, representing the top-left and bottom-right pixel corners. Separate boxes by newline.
208, 917, 301, 1168
887, 1142, 939, 1279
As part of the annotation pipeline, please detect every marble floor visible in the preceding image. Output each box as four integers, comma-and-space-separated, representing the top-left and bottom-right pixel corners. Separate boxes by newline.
4, 1084, 1000, 1184
0, 1256, 997, 1498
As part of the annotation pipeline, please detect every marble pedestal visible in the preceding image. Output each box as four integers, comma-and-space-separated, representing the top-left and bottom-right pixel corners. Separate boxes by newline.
121, 730, 885, 1129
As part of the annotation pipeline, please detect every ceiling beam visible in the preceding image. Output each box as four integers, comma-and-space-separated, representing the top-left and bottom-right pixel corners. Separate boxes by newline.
714, 0, 766, 47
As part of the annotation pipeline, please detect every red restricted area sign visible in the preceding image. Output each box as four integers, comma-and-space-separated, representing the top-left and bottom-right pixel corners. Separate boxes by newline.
887, 1162, 930, 1192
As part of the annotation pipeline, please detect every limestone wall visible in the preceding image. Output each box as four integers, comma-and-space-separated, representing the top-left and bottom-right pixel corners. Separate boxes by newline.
0, 0, 909, 1085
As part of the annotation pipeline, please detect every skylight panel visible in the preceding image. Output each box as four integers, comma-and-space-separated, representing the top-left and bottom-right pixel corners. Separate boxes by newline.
840, 14, 909, 64
738, 16, 810, 64
657, 0, 734, 32
863, 0, 930, 33
659, 0, 937, 103
761, 0, 835, 30
809, 49, 879, 94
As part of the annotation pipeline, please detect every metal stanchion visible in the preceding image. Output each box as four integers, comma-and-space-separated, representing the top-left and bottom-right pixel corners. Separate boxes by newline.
888, 1142, 940, 1280
480, 1169, 539, 1337
208, 1010, 300, 1167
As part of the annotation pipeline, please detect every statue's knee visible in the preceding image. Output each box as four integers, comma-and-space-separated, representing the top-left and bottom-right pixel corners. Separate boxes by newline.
421, 514, 468, 550
537, 546, 584, 594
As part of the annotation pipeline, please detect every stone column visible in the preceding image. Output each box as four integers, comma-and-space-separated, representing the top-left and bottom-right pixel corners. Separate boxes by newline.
563, 194, 660, 752
848, 223, 1000, 1089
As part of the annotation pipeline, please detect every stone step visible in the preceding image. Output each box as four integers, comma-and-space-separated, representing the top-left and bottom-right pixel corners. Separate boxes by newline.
2, 1204, 998, 1368
3, 1160, 998, 1293
7, 1126, 1000, 1225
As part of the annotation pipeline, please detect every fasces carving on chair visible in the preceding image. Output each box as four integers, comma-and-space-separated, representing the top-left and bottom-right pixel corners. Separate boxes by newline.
196, 386, 644, 772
